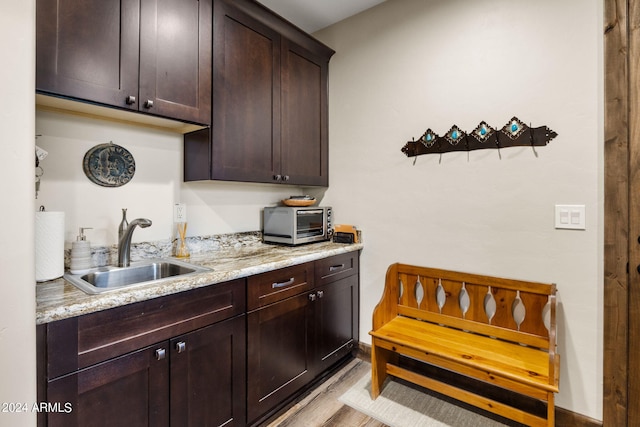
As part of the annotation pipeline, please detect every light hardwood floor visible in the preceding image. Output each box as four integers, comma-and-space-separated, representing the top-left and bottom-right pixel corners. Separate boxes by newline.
264, 356, 592, 427
265, 358, 388, 427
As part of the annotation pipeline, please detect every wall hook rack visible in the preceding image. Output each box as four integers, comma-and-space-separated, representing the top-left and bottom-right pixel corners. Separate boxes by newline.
401, 117, 557, 159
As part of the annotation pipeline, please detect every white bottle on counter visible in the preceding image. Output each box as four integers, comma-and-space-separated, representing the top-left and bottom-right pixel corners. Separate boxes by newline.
70, 227, 93, 275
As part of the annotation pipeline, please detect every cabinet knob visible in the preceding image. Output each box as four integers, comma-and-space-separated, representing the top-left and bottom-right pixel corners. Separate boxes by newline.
283, 175, 290, 182
155, 348, 166, 360
144, 100, 154, 108
176, 341, 186, 353
126, 95, 136, 105
317, 290, 324, 299
274, 174, 282, 181
309, 293, 317, 302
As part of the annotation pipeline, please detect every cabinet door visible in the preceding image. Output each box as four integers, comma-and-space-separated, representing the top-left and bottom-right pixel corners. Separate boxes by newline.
280, 39, 329, 186
313, 275, 359, 375
46, 344, 169, 427
170, 316, 246, 427
36, 0, 140, 110
211, 0, 281, 183
247, 293, 313, 424
139, 0, 212, 124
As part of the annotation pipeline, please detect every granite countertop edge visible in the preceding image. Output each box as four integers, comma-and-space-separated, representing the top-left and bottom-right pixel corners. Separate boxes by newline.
36, 241, 364, 325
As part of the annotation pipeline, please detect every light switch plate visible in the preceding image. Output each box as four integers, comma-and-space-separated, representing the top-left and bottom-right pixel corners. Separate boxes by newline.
555, 204, 585, 230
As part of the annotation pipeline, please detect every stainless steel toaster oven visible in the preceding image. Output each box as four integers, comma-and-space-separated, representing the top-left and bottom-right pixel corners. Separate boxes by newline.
263, 206, 333, 245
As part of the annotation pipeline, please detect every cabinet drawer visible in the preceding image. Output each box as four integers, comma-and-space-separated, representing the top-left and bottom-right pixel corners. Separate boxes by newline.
247, 263, 313, 310
314, 252, 359, 286
46, 278, 246, 379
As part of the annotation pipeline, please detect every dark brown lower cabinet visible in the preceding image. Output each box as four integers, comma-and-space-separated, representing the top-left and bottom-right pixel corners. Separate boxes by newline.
313, 275, 359, 376
47, 344, 169, 427
38, 279, 247, 427
38, 252, 360, 427
247, 253, 359, 425
247, 292, 314, 424
171, 316, 246, 427
45, 316, 245, 427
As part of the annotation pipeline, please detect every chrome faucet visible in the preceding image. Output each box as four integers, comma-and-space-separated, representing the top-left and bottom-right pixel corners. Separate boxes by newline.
117, 218, 152, 267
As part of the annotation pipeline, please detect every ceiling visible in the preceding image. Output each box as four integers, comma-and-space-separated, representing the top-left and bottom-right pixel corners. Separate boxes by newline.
256, 0, 386, 33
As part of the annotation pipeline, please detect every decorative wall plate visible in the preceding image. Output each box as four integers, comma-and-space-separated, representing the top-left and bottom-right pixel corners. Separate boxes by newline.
83, 142, 135, 187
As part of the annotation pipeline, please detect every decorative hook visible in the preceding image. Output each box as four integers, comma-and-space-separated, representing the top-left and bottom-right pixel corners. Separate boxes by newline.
401, 117, 557, 161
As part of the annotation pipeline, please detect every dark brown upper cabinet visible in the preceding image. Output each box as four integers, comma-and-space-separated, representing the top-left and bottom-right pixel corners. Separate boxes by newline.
36, 0, 212, 126
184, 0, 334, 186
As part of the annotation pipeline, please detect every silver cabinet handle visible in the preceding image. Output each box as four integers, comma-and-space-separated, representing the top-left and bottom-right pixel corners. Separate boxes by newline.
126, 95, 136, 105
309, 293, 317, 302
176, 341, 186, 353
272, 277, 295, 288
317, 290, 324, 299
329, 264, 345, 272
144, 100, 154, 108
155, 348, 166, 360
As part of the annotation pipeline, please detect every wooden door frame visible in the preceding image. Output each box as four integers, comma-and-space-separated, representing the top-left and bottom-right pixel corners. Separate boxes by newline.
604, 0, 639, 425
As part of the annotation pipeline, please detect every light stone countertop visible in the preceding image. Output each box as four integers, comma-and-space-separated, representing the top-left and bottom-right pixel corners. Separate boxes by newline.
36, 240, 363, 325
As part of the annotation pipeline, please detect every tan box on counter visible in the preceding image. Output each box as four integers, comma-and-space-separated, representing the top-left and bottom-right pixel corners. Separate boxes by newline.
333, 224, 360, 244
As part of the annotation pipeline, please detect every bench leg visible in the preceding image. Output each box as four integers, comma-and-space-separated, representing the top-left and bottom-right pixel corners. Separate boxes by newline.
547, 391, 555, 426
371, 340, 392, 399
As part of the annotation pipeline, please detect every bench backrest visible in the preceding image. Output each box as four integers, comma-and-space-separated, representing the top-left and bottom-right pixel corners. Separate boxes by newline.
373, 263, 557, 351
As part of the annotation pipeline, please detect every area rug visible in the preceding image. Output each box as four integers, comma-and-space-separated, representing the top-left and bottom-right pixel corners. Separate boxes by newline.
338, 372, 510, 427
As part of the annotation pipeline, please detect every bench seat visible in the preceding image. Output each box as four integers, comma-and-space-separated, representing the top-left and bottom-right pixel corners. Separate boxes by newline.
371, 316, 559, 394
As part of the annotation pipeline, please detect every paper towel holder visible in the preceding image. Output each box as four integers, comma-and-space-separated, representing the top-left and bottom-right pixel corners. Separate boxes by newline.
35, 207, 65, 282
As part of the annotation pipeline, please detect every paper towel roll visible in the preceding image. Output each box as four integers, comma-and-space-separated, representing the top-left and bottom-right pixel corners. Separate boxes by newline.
35, 211, 65, 282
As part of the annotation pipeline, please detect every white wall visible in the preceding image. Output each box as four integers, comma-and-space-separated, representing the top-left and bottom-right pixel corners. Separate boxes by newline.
314, 0, 603, 420
36, 110, 305, 247
0, 1, 37, 426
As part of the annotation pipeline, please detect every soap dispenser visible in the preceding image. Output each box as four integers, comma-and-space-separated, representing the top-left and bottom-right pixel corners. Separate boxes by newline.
70, 227, 93, 275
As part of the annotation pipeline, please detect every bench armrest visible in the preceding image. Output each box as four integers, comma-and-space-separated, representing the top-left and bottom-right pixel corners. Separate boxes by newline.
372, 263, 401, 330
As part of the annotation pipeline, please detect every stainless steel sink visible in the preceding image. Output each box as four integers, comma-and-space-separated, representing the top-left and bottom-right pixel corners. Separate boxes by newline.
63, 258, 211, 294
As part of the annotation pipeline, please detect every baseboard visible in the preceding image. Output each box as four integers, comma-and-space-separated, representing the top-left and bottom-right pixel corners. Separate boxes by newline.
556, 408, 602, 427
356, 342, 602, 427
357, 341, 371, 362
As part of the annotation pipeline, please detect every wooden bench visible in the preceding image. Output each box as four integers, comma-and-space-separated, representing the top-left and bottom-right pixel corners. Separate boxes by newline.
369, 263, 559, 427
